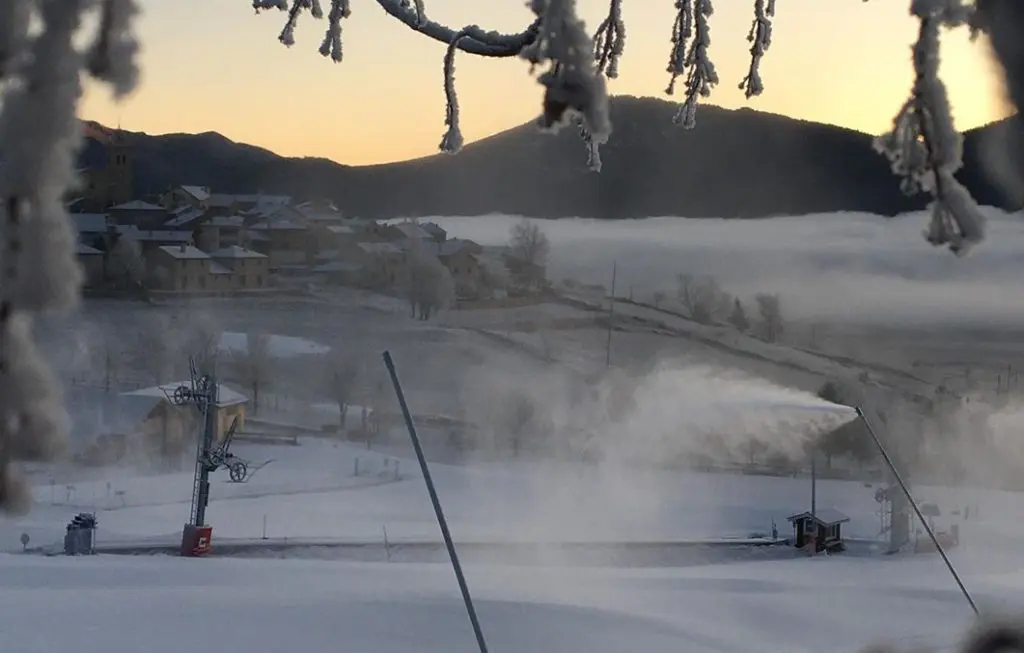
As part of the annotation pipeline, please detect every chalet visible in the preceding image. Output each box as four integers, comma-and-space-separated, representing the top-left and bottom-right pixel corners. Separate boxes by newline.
198, 215, 250, 250
249, 215, 310, 268
380, 221, 431, 243
147, 244, 232, 292
296, 199, 346, 226
787, 508, 850, 553
437, 239, 484, 298
122, 381, 249, 445
209, 246, 270, 290
420, 222, 447, 243
161, 185, 211, 210
211, 193, 292, 214
109, 200, 168, 229
115, 225, 192, 253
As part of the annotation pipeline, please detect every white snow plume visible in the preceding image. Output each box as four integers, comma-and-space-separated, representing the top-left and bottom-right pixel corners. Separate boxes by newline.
453, 359, 855, 565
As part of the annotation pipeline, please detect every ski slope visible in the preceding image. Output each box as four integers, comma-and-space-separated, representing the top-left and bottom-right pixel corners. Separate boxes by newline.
2, 436, 1020, 653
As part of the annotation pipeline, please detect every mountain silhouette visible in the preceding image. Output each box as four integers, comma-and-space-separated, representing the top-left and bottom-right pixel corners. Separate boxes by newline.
87, 95, 1023, 219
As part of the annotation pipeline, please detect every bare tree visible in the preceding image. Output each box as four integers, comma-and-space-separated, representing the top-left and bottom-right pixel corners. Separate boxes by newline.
728, 298, 751, 332
652, 290, 666, 309
508, 218, 551, 291
178, 315, 222, 377
676, 274, 730, 325
107, 231, 145, 289
755, 293, 784, 343
400, 248, 455, 320
232, 332, 272, 414
327, 354, 360, 433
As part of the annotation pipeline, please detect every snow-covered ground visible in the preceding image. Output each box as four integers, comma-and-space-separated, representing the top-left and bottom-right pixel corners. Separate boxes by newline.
218, 331, 331, 358
2, 434, 1020, 652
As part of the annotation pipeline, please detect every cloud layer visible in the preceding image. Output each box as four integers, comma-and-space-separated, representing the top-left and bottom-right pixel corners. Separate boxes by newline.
427, 209, 1024, 326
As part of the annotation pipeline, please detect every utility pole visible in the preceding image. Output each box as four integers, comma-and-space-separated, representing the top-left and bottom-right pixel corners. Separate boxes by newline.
810, 449, 817, 544
605, 261, 616, 369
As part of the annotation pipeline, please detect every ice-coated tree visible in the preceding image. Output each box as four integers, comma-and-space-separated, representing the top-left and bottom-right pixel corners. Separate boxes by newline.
508, 217, 551, 291
676, 273, 729, 325
754, 292, 783, 343
326, 352, 359, 431
728, 297, 751, 333
400, 244, 455, 320
107, 231, 145, 289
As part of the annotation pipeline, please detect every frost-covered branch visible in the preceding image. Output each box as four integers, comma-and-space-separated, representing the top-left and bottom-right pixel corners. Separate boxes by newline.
521, 0, 611, 147
666, 0, 719, 129
0, 0, 139, 513
739, 0, 774, 99
592, 0, 625, 79
438, 28, 468, 153
874, 0, 983, 255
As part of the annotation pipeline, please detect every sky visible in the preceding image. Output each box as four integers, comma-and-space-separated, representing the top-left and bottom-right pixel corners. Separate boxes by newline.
80, 0, 1014, 166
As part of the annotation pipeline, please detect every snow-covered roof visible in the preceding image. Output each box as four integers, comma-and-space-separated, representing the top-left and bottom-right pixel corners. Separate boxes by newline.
116, 225, 192, 243
250, 217, 306, 231
179, 185, 210, 202
392, 223, 430, 240
209, 245, 267, 259
358, 242, 402, 255
75, 242, 103, 255
787, 509, 850, 526
314, 261, 362, 273
438, 238, 481, 257
72, 213, 108, 233
420, 222, 446, 237
207, 215, 245, 228
164, 207, 206, 228
158, 245, 208, 259
111, 200, 164, 211
123, 382, 249, 408
326, 225, 355, 235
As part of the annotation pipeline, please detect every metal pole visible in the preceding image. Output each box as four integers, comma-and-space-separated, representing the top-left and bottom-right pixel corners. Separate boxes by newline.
810, 451, 817, 537
383, 351, 489, 653
605, 261, 616, 369
855, 406, 978, 615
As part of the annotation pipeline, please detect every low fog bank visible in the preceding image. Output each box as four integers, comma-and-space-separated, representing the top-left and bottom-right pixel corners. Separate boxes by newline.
426, 209, 1024, 327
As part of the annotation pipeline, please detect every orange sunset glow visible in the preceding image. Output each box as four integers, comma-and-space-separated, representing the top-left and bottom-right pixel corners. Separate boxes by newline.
81, 0, 1014, 166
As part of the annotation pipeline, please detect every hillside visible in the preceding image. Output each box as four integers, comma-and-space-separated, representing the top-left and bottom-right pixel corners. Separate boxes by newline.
90, 95, 1023, 219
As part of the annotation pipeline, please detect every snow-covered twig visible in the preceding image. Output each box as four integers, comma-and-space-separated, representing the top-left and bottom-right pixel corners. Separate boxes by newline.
666, 0, 718, 129
874, 0, 983, 255
739, 0, 774, 99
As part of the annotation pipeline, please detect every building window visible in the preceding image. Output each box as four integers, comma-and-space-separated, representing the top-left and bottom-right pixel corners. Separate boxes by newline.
199, 276, 206, 289
256, 275, 262, 286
